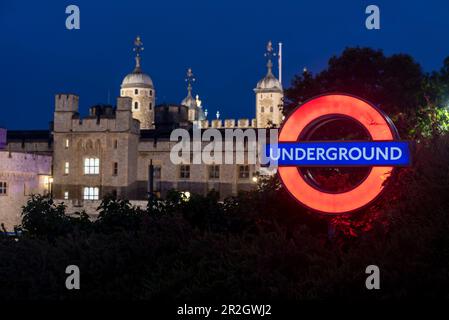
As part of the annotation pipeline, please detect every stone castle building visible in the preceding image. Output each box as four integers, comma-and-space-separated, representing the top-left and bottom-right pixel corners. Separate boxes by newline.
0, 38, 283, 228
0, 129, 52, 231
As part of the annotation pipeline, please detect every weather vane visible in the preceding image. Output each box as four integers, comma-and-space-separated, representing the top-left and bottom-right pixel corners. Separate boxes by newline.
264, 40, 277, 61
185, 68, 196, 93
133, 36, 144, 71
133, 36, 144, 56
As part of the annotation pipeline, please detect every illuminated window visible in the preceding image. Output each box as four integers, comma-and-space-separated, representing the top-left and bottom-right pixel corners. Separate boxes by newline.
64, 191, 69, 200
64, 162, 70, 175
209, 165, 220, 179
83, 187, 99, 200
84, 158, 100, 175
179, 165, 190, 179
65, 139, 69, 148
238, 165, 250, 179
0, 182, 7, 195
113, 162, 118, 175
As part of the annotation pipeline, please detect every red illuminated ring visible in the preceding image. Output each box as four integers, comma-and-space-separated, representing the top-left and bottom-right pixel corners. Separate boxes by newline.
278, 94, 395, 214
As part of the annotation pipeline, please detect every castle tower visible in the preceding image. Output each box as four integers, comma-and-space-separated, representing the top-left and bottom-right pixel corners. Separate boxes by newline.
254, 41, 283, 128
181, 68, 205, 127
120, 36, 155, 129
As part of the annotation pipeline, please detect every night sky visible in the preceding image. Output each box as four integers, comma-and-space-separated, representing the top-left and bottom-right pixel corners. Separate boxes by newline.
1, 0, 448, 129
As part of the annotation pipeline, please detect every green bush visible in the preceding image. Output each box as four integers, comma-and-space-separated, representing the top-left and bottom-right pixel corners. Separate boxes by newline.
0, 136, 449, 300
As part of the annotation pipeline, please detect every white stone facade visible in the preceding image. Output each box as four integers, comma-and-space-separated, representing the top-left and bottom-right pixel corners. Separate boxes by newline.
0, 151, 52, 230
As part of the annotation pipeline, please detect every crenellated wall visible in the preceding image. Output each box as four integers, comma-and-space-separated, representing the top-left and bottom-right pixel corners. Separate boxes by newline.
199, 118, 257, 129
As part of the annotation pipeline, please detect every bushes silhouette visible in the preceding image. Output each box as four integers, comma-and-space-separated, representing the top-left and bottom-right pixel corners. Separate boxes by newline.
0, 137, 449, 300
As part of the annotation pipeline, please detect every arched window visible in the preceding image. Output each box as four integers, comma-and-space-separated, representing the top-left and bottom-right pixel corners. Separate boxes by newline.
134, 101, 139, 110
83, 187, 99, 200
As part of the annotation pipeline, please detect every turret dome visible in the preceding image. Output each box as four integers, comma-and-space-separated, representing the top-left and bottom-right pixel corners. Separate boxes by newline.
255, 60, 282, 92
121, 71, 153, 89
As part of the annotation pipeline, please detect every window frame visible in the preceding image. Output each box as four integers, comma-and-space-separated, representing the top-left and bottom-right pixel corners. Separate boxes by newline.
83, 187, 99, 200
84, 157, 100, 175
209, 165, 220, 179
179, 165, 190, 179
0, 181, 8, 196
153, 165, 161, 179
64, 162, 70, 175
238, 165, 250, 179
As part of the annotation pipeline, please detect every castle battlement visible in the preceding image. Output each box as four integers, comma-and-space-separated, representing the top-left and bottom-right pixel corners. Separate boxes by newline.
198, 118, 257, 129
55, 94, 79, 112
54, 94, 139, 133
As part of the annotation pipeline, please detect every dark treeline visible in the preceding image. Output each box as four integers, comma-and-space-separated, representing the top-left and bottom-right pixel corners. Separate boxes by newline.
1, 135, 449, 300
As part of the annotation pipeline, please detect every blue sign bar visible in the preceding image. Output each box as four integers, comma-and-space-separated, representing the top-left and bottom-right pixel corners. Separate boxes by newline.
265, 141, 411, 166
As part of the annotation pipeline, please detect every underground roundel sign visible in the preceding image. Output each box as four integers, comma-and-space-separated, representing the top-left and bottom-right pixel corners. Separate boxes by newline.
267, 94, 411, 214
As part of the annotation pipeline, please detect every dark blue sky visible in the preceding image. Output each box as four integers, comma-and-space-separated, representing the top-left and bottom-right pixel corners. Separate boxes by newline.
1, 0, 449, 129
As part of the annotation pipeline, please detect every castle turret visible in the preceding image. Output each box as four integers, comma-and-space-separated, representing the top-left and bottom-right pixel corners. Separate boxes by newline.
181, 68, 205, 127
54, 94, 79, 132
120, 36, 155, 129
254, 41, 283, 128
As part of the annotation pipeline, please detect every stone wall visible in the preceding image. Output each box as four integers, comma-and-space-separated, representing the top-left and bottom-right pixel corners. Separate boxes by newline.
0, 151, 52, 230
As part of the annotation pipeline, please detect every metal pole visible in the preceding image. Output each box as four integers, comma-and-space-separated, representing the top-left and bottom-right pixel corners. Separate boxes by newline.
278, 42, 283, 85
148, 160, 154, 201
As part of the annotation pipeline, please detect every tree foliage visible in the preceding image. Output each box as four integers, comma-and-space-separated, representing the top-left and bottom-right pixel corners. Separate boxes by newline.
285, 47, 449, 138
0, 134, 447, 300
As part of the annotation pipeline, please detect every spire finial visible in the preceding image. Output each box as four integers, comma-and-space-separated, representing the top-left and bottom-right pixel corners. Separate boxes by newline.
133, 36, 144, 72
195, 94, 202, 108
264, 40, 276, 75
185, 68, 195, 96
